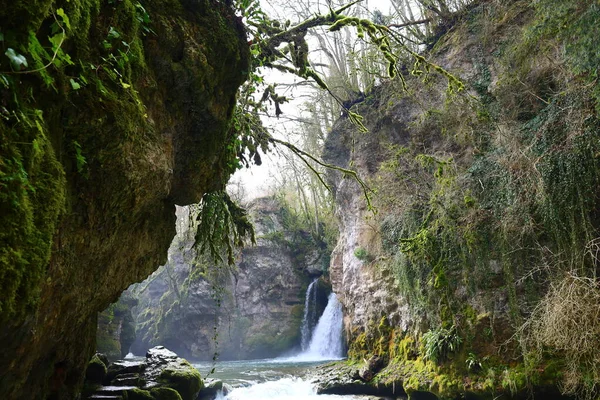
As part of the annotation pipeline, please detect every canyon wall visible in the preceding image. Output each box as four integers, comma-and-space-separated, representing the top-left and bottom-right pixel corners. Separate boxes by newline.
130, 197, 329, 360
0, 1, 248, 398
324, 1, 600, 398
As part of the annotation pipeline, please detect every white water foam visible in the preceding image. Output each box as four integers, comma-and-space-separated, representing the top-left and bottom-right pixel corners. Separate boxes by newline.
219, 377, 357, 400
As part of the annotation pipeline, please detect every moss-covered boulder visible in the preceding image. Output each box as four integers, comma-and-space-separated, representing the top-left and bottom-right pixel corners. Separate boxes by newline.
150, 387, 183, 400
144, 346, 203, 400
158, 366, 202, 400
85, 354, 107, 384
125, 388, 155, 400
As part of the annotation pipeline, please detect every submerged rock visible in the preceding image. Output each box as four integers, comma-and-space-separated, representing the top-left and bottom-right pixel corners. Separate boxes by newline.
197, 378, 228, 400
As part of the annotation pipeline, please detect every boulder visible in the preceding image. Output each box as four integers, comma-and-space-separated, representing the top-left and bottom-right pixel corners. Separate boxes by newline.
124, 388, 154, 399
359, 355, 385, 382
311, 362, 400, 397
85, 354, 107, 384
197, 378, 228, 400
151, 387, 183, 400
143, 346, 203, 400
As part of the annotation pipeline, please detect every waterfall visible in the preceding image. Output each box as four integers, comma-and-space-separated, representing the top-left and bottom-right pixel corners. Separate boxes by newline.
281, 285, 345, 362
304, 293, 344, 359
300, 279, 319, 351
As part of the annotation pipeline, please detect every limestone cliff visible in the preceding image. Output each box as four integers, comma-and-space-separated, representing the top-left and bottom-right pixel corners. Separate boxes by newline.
0, 0, 248, 398
324, 1, 600, 398
130, 197, 329, 360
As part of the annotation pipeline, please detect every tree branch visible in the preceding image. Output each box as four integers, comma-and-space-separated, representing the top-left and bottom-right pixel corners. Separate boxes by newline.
387, 18, 431, 29
268, 136, 375, 212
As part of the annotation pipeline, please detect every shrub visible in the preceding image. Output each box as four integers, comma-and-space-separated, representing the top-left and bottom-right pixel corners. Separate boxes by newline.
354, 247, 373, 262
522, 272, 600, 399
422, 326, 462, 363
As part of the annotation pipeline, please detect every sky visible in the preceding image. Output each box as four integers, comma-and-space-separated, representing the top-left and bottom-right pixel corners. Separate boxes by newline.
230, 0, 398, 200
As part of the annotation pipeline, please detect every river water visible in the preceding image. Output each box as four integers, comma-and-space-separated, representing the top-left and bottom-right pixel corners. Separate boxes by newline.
193, 358, 359, 400
190, 292, 360, 399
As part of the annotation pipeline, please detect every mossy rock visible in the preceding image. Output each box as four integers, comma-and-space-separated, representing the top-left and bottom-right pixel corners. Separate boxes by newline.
124, 388, 154, 400
85, 354, 107, 384
158, 361, 203, 400
150, 387, 183, 400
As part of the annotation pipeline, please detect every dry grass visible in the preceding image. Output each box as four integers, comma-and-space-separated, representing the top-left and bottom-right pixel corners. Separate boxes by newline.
522, 271, 600, 398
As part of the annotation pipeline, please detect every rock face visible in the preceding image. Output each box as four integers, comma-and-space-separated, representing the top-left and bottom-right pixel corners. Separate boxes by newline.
0, 1, 248, 398
323, 1, 600, 398
97, 292, 139, 361
130, 197, 329, 360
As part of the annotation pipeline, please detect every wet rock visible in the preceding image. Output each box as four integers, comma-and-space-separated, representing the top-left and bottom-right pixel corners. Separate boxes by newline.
359, 355, 385, 382
105, 359, 146, 384
197, 378, 227, 400
143, 346, 203, 400
85, 347, 201, 400
311, 362, 402, 397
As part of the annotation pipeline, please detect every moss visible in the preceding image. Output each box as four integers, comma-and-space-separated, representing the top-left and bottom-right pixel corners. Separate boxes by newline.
158, 361, 203, 400
124, 388, 154, 400
85, 354, 107, 383
150, 387, 183, 400
0, 109, 66, 317
1, 0, 248, 397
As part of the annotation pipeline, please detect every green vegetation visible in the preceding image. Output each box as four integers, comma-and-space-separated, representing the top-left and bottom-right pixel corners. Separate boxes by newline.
338, 0, 600, 398
150, 387, 183, 400
422, 327, 461, 363
124, 388, 154, 400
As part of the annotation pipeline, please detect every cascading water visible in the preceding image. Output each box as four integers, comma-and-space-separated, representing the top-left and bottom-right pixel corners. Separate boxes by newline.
300, 279, 319, 350
286, 291, 344, 362
200, 291, 347, 399
303, 292, 344, 359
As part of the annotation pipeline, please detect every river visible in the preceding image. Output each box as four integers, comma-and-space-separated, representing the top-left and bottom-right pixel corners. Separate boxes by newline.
193, 358, 360, 400
190, 291, 362, 399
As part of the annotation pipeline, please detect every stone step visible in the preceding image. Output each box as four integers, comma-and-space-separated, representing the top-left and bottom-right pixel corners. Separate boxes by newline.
111, 374, 140, 386
105, 361, 145, 382
114, 372, 139, 379
95, 385, 138, 396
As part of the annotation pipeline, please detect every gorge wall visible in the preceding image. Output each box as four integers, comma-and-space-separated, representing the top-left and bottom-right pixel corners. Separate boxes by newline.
324, 1, 600, 398
0, 0, 248, 398
129, 197, 330, 360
